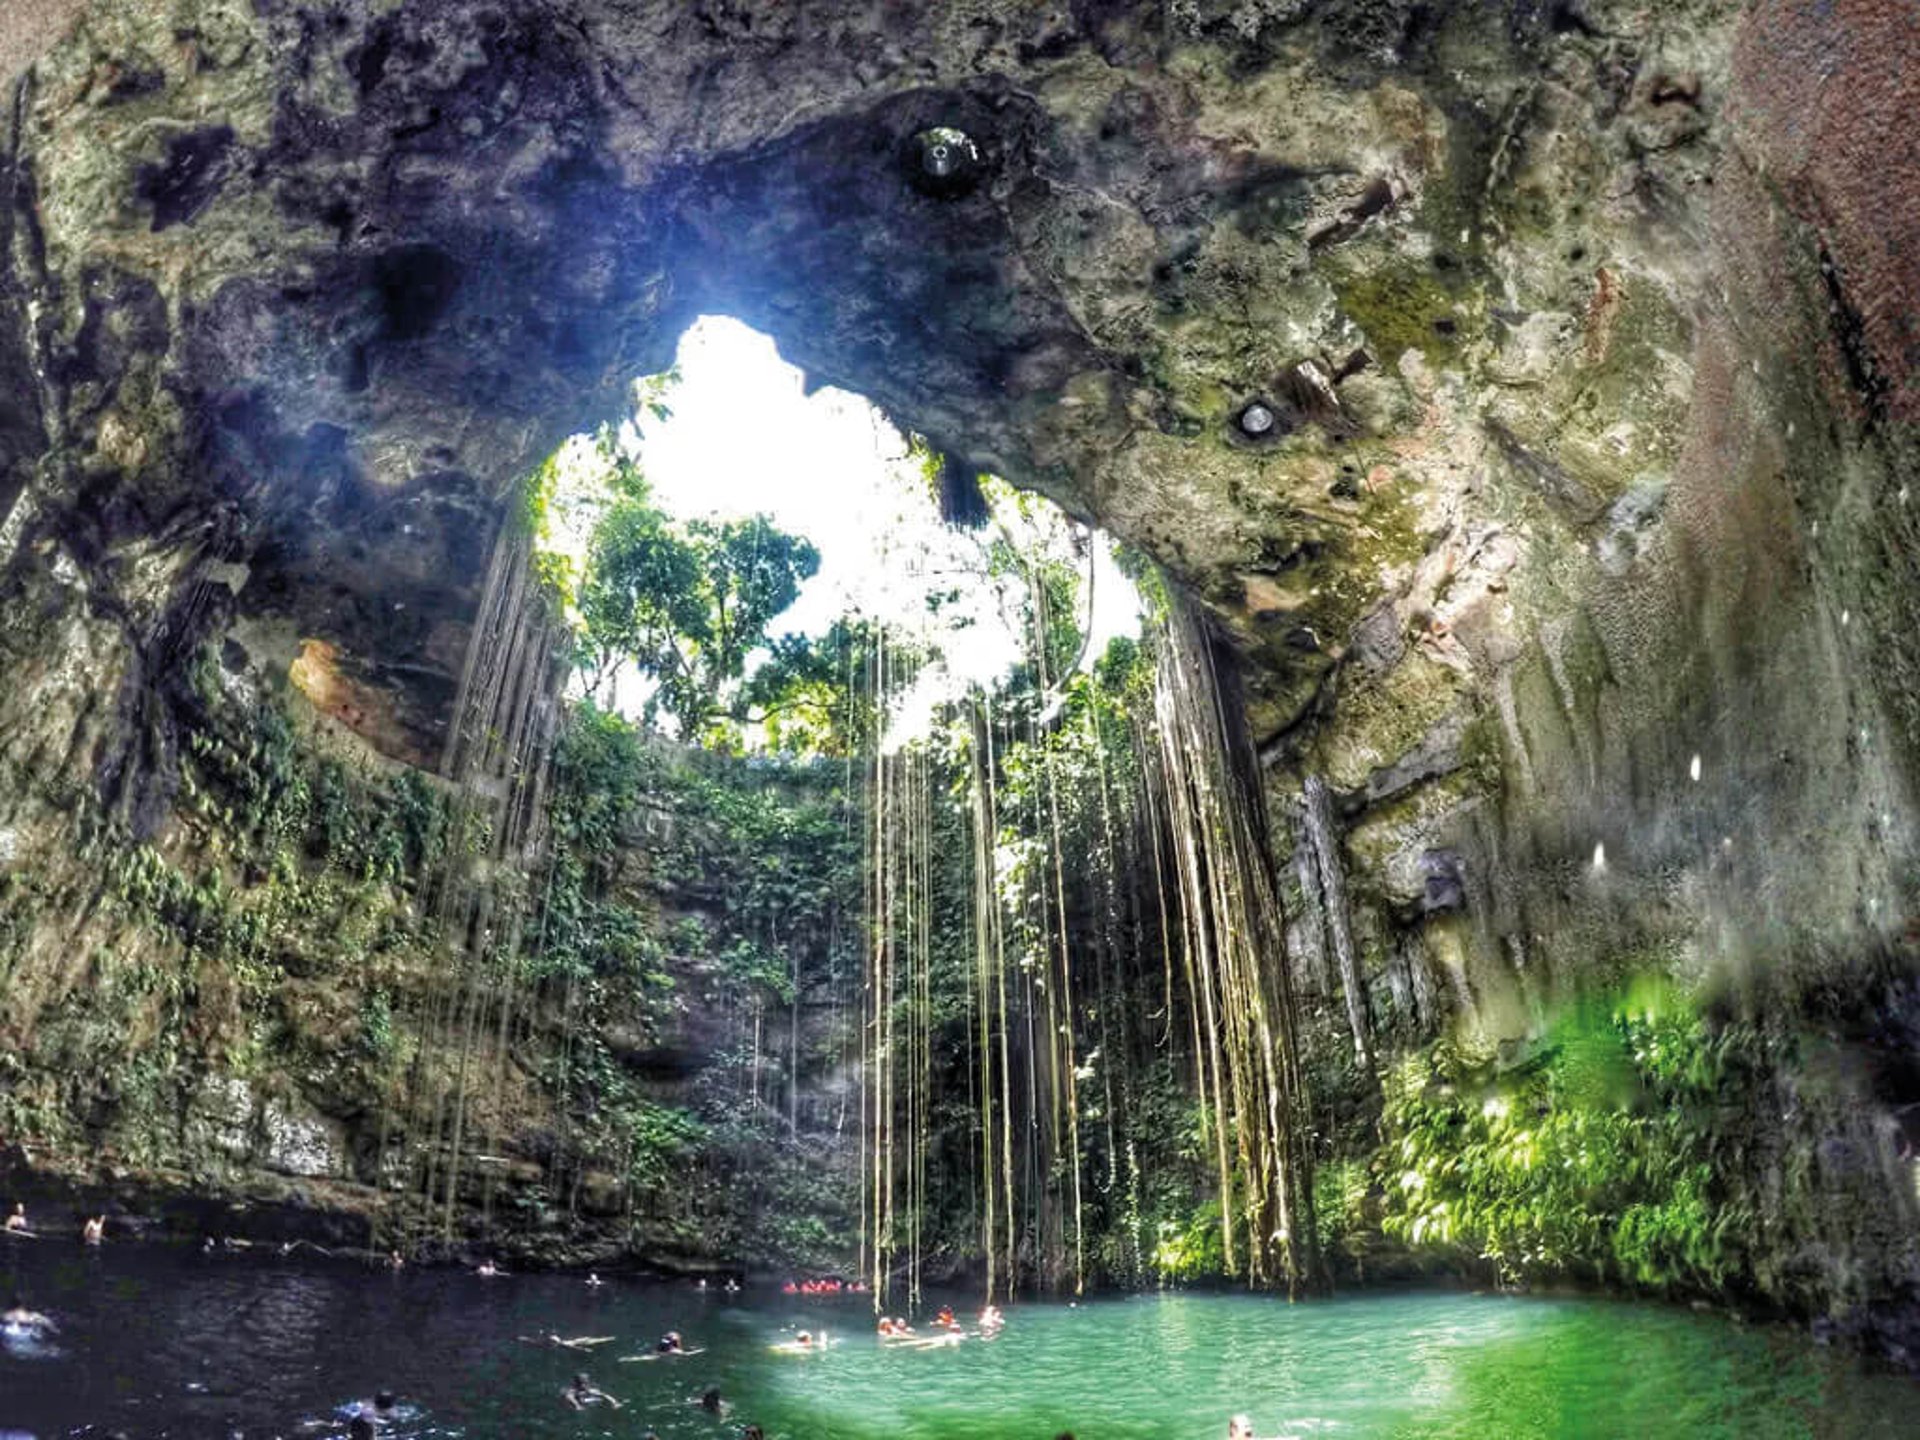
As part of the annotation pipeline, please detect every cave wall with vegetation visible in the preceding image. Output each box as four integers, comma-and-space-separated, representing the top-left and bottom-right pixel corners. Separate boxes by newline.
0, 632, 864, 1271
1, 0, 1918, 1344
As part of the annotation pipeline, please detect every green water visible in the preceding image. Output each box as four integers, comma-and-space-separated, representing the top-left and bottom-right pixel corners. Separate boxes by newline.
717, 1291, 1910, 1440
6, 1241, 1915, 1437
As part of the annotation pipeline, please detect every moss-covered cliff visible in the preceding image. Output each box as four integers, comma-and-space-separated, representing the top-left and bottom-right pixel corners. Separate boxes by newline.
1, 634, 862, 1271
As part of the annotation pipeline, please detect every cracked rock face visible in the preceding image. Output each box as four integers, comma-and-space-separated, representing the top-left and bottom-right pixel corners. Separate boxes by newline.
1, 0, 1918, 1302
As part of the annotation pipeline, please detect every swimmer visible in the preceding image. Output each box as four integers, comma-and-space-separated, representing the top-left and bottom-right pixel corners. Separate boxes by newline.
474, 1258, 507, 1277
562, 1372, 623, 1410
312, 1389, 400, 1430
979, 1303, 1005, 1332
82, 1215, 104, 1245
695, 1386, 730, 1416
387, 1250, 405, 1271
1, 1296, 53, 1331
348, 1419, 376, 1440
523, 1332, 614, 1351
1228, 1416, 1257, 1440
3, 1204, 27, 1234
724, 1277, 741, 1293
935, 1305, 956, 1329
617, 1331, 705, 1362
743, 1428, 766, 1440
586, 1271, 606, 1288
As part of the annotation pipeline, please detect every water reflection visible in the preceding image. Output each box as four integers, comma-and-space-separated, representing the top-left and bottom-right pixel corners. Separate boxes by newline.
0, 1245, 1913, 1439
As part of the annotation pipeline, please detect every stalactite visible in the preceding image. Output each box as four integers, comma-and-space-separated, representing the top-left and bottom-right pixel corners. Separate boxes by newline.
1292, 827, 1336, 999
1303, 774, 1373, 1072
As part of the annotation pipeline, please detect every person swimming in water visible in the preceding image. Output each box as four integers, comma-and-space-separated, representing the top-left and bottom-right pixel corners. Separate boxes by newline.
474, 1258, 507, 1277
695, 1385, 729, 1416
586, 1271, 606, 1288
1, 1296, 53, 1331
82, 1215, 104, 1246
562, 1372, 623, 1410
3, 1204, 28, 1234
766, 1327, 826, 1356
347, 1419, 376, 1440
656, 1330, 687, 1354
359, 1390, 399, 1423
1227, 1415, 1258, 1440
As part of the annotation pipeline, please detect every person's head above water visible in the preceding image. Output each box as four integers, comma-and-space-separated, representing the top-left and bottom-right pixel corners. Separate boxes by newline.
373, 1389, 396, 1411
1229, 1416, 1256, 1440
700, 1386, 724, 1411
348, 1419, 375, 1440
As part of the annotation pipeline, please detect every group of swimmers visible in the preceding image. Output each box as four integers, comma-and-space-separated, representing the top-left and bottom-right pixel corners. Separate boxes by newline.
875, 1302, 1003, 1341
779, 1275, 868, 1295
3, 1202, 106, 1244
556, 1362, 768, 1437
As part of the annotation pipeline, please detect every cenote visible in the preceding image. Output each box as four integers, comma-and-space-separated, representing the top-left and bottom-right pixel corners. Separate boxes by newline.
5, 1, 1920, 1435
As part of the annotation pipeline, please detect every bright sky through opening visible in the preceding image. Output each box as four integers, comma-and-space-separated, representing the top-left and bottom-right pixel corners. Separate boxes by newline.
631, 315, 1143, 708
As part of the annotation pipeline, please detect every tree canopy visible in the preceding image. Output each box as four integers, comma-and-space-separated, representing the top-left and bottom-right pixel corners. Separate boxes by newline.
572, 480, 820, 745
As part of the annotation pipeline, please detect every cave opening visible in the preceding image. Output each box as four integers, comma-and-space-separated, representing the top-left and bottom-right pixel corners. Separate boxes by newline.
527, 313, 1145, 747
426, 310, 1337, 1306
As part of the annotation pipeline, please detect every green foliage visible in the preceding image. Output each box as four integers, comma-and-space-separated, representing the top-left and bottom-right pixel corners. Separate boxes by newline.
536, 703, 861, 1266
8, 660, 467, 1167
1153, 1200, 1229, 1281
1377, 990, 1764, 1292
743, 616, 892, 757
576, 500, 820, 744
1313, 1158, 1373, 1258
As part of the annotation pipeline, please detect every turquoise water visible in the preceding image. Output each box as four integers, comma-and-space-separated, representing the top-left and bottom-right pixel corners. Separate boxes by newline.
2, 1242, 1914, 1437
